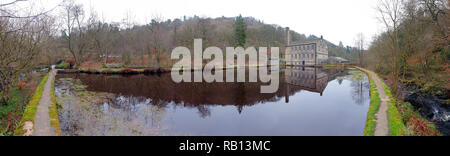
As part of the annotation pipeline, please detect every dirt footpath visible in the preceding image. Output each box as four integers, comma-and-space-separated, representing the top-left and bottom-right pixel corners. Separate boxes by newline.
365, 69, 390, 136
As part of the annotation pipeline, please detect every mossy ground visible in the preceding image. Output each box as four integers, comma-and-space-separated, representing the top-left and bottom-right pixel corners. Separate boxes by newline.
49, 75, 62, 136
14, 73, 49, 136
363, 76, 381, 136
380, 80, 406, 136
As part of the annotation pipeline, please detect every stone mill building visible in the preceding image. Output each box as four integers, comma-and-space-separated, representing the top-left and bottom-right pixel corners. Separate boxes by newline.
285, 27, 329, 66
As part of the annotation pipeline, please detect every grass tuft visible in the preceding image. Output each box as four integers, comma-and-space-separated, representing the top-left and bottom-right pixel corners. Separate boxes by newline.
55, 61, 70, 69
49, 74, 62, 136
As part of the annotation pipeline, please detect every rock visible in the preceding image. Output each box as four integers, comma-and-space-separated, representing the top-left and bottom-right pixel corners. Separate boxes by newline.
403, 83, 450, 135
23, 121, 33, 136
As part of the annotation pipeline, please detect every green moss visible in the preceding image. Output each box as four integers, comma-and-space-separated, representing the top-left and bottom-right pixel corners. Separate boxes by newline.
322, 64, 348, 69
361, 70, 381, 136
55, 61, 70, 69
379, 82, 406, 136
73, 84, 87, 90
49, 75, 61, 136
60, 78, 73, 81
14, 73, 49, 136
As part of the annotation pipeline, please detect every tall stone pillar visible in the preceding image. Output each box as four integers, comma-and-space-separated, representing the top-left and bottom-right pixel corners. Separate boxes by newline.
285, 27, 290, 46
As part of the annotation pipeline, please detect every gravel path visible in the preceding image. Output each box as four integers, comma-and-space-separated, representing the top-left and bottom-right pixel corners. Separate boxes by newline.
366, 69, 391, 136
33, 70, 58, 136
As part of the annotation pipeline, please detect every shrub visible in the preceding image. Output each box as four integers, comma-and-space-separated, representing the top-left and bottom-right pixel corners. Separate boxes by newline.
143, 68, 157, 74
119, 68, 138, 74
80, 61, 101, 70
105, 58, 116, 64
17, 82, 27, 90
65, 59, 75, 66
55, 61, 70, 69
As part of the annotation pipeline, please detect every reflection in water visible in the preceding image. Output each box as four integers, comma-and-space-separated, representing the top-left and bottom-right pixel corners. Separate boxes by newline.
56, 68, 370, 136
284, 67, 344, 100
348, 71, 370, 106
284, 67, 368, 105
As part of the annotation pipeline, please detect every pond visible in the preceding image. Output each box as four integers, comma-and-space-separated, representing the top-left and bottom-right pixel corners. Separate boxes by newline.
55, 67, 370, 136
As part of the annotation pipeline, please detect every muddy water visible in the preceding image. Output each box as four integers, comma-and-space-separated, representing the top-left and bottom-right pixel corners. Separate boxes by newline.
55, 67, 370, 136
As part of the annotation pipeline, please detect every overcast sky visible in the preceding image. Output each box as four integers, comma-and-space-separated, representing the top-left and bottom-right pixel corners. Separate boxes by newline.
18, 0, 384, 47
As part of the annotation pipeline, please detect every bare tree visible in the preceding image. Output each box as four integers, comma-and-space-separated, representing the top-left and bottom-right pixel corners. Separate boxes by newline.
355, 33, 365, 66
376, 0, 403, 91
61, 0, 89, 66
419, 0, 448, 38
122, 10, 136, 30
87, 12, 118, 65
0, 0, 56, 104
147, 15, 168, 68
0, 0, 59, 19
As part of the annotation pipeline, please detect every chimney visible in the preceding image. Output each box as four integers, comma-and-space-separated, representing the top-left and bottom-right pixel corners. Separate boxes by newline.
286, 27, 290, 46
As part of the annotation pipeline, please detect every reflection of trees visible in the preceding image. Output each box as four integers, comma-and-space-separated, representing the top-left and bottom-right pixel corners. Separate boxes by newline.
56, 68, 365, 119
348, 71, 370, 105
337, 76, 345, 85
102, 96, 168, 135
57, 73, 293, 116
197, 105, 211, 118
235, 83, 246, 114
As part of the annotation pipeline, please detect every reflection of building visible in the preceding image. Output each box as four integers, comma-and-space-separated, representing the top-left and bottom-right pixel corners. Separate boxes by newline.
284, 67, 344, 103
285, 67, 329, 95
285, 28, 329, 66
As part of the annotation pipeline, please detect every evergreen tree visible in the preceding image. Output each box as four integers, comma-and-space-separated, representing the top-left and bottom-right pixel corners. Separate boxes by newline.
233, 15, 247, 47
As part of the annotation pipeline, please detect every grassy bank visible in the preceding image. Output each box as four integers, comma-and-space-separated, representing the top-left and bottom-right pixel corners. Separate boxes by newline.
13, 73, 49, 136
49, 74, 62, 136
0, 88, 29, 136
379, 77, 406, 136
322, 64, 351, 69
363, 74, 381, 136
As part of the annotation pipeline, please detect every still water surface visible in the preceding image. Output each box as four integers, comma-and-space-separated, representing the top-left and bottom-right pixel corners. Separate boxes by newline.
55, 67, 370, 136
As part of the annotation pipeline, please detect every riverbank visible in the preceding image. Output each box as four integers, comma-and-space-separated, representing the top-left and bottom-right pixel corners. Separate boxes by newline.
357, 67, 441, 136
402, 82, 449, 135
